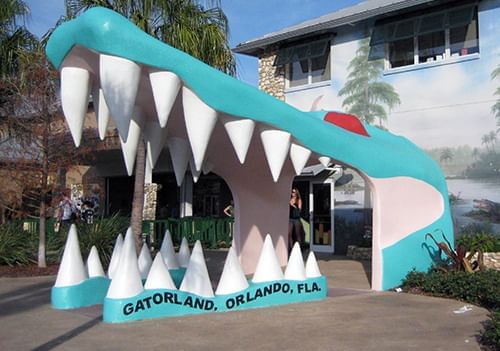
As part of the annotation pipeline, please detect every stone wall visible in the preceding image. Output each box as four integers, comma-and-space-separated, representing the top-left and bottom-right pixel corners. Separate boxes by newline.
258, 48, 285, 100
346, 245, 372, 260
483, 252, 500, 270
143, 183, 159, 221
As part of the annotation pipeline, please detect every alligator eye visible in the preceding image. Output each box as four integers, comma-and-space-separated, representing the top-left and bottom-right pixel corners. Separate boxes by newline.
323, 112, 370, 137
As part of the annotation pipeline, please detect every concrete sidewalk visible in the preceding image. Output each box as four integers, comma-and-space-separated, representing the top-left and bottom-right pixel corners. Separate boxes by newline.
0, 253, 489, 351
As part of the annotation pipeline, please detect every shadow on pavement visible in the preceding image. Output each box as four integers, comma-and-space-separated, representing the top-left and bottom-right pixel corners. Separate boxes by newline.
0, 280, 53, 317
31, 316, 101, 351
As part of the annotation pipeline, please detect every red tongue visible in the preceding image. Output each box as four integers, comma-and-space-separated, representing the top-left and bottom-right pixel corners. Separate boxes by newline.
323, 112, 370, 137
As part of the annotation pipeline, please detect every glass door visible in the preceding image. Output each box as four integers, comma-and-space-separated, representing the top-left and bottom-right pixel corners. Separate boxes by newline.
309, 180, 334, 253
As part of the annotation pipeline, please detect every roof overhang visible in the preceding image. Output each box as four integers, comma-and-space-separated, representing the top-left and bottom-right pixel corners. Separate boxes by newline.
233, 0, 453, 56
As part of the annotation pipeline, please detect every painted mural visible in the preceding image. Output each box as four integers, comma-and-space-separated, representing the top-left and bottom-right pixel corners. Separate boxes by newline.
285, 0, 500, 236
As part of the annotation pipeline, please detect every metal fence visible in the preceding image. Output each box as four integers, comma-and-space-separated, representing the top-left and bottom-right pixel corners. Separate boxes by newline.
19, 216, 234, 249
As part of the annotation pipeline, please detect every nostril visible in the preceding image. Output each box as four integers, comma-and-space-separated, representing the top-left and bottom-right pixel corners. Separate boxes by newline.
323, 111, 370, 137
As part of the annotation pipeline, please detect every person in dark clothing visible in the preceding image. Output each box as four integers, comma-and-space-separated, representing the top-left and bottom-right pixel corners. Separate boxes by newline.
288, 187, 303, 252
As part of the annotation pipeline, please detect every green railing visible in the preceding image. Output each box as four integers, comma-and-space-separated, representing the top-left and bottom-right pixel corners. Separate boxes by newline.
18, 216, 234, 249
142, 217, 234, 249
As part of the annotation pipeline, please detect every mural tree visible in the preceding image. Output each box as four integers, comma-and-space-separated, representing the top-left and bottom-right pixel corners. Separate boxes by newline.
65, 0, 236, 249
338, 38, 400, 127
492, 63, 500, 130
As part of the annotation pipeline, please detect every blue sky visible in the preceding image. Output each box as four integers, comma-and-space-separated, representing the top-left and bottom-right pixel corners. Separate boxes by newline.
25, 0, 362, 86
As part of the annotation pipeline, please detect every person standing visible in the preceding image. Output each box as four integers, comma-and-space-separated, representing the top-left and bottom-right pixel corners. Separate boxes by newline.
58, 191, 76, 228
289, 188, 303, 251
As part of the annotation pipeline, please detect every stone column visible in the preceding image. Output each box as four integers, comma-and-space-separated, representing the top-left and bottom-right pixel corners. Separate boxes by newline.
258, 47, 286, 100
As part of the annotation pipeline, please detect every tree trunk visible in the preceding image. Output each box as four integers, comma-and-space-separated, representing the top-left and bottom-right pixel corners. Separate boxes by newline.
131, 138, 146, 252
38, 202, 47, 268
38, 113, 49, 268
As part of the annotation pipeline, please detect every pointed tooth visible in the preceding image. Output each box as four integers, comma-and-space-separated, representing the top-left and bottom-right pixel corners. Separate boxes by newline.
290, 143, 311, 176
215, 247, 249, 295
106, 228, 144, 299
119, 106, 145, 176
219, 115, 255, 164
149, 70, 181, 127
202, 160, 214, 175
284, 242, 306, 280
159, 229, 179, 269
99, 54, 141, 142
252, 234, 284, 283
86, 246, 106, 278
54, 224, 88, 287
61, 67, 91, 147
144, 253, 177, 290
177, 237, 190, 268
182, 87, 218, 171
319, 156, 331, 167
260, 126, 291, 182
138, 243, 153, 280
144, 120, 168, 169
167, 137, 190, 187
179, 240, 214, 297
305, 251, 322, 278
189, 158, 201, 183
91, 86, 110, 140
108, 234, 123, 279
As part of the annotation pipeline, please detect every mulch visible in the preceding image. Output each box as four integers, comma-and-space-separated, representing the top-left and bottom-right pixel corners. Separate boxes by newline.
0, 264, 59, 278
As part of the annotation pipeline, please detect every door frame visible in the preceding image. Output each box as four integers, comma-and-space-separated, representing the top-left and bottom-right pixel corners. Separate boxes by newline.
309, 178, 335, 253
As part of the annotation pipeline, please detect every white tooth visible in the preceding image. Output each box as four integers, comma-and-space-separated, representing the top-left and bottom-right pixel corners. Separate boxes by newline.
54, 224, 88, 287
202, 160, 214, 175
219, 115, 255, 164
319, 156, 331, 167
106, 228, 144, 299
86, 246, 106, 278
182, 87, 218, 171
144, 253, 177, 290
159, 229, 179, 269
260, 126, 291, 182
99, 54, 141, 142
252, 234, 284, 283
138, 243, 153, 280
284, 242, 306, 280
177, 237, 190, 268
215, 247, 249, 295
149, 70, 181, 128
108, 234, 123, 279
167, 137, 190, 187
189, 158, 201, 183
61, 67, 91, 147
290, 143, 311, 176
305, 251, 322, 278
91, 86, 110, 141
144, 120, 168, 169
179, 240, 214, 298
119, 106, 145, 176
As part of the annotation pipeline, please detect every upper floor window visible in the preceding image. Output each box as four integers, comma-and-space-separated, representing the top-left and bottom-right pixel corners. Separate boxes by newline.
274, 40, 331, 88
370, 5, 478, 69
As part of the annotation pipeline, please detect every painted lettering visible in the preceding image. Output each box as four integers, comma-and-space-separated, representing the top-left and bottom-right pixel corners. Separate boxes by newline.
134, 299, 145, 313
123, 302, 134, 315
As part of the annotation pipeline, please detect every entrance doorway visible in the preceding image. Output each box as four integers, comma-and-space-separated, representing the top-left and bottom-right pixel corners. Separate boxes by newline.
309, 180, 335, 253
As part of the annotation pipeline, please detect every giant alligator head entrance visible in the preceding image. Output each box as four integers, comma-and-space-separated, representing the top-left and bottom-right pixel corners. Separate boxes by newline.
46, 7, 454, 291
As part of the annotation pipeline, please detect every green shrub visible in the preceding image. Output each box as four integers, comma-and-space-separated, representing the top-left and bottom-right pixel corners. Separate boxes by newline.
0, 222, 34, 266
457, 232, 498, 253
54, 215, 129, 268
481, 310, 500, 351
401, 269, 500, 310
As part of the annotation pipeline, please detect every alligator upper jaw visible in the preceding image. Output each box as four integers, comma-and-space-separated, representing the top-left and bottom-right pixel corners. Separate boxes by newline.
59, 45, 337, 273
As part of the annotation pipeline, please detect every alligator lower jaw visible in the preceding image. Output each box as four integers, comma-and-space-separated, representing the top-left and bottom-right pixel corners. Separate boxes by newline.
59, 46, 333, 273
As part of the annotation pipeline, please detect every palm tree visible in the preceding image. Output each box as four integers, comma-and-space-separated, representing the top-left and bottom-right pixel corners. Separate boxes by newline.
338, 37, 400, 127
492, 63, 500, 129
482, 133, 492, 153
0, 0, 37, 78
65, 0, 236, 249
488, 130, 497, 153
440, 148, 454, 164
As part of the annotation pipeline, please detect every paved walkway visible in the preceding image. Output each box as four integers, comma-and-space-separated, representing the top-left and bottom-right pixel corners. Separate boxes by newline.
0, 252, 489, 351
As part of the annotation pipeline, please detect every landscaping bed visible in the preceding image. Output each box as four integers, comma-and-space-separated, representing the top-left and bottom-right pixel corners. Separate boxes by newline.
0, 264, 59, 278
